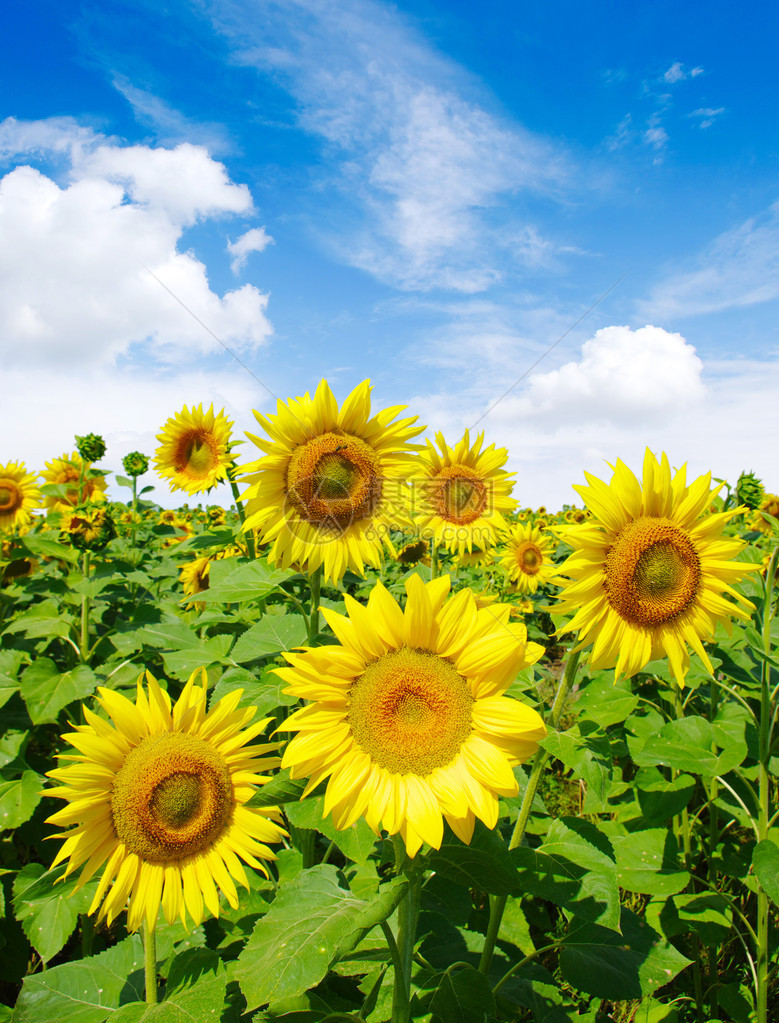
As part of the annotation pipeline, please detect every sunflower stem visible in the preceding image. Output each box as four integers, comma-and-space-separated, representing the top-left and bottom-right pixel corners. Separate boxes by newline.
143, 922, 158, 1004
307, 567, 322, 644
130, 475, 138, 548
228, 470, 255, 559
79, 551, 91, 663
479, 648, 581, 976
391, 836, 421, 1023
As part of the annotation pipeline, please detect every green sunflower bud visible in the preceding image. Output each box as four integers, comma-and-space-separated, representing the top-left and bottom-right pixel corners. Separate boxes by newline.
122, 451, 150, 478
75, 433, 106, 463
736, 470, 765, 510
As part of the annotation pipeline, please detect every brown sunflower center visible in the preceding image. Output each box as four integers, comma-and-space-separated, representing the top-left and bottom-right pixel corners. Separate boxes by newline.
0, 483, 22, 514
348, 647, 473, 776
431, 465, 488, 525
604, 516, 702, 627
285, 431, 382, 530
111, 732, 234, 863
175, 430, 219, 478
516, 541, 542, 575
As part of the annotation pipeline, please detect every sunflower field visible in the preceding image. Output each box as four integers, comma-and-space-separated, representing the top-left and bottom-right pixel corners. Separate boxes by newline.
1, 381, 778, 1023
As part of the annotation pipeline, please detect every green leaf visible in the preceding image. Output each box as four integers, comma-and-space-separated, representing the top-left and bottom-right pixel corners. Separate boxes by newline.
3, 599, 73, 642
559, 907, 691, 1000
575, 672, 639, 727
20, 658, 98, 725
12, 863, 98, 963
753, 840, 779, 907
656, 892, 733, 946
285, 796, 378, 864
231, 615, 308, 662
160, 632, 234, 678
19, 534, 80, 563
211, 666, 299, 717
0, 649, 24, 710
12, 933, 148, 1023
141, 948, 227, 1022
634, 768, 696, 824
511, 817, 620, 929
248, 768, 311, 807
0, 769, 44, 830
195, 558, 294, 604
428, 964, 496, 1023
632, 715, 745, 776
611, 828, 689, 896
234, 865, 408, 1011
426, 820, 523, 896
0, 728, 28, 769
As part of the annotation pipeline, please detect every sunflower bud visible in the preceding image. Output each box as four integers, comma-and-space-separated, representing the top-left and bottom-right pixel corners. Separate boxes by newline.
736, 470, 765, 510
67, 506, 117, 552
122, 451, 150, 478
75, 433, 106, 463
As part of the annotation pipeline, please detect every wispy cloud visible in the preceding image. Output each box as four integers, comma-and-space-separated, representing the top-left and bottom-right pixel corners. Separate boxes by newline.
662, 61, 704, 84
227, 226, 274, 273
688, 106, 725, 129
206, 0, 576, 292
640, 201, 779, 319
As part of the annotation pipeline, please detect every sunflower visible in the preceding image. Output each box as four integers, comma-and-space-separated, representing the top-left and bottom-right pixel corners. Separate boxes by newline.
45, 670, 285, 932
751, 493, 779, 534
0, 462, 41, 531
277, 574, 546, 856
410, 430, 516, 559
499, 522, 563, 594
155, 404, 235, 496
396, 538, 431, 566
241, 380, 424, 583
554, 449, 758, 687
41, 452, 107, 510
180, 546, 241, 610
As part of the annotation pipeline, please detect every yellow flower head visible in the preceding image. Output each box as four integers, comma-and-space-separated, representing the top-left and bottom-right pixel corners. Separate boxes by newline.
277, 574, 546, 857
41, 452, 107, 511
241, 380, 424, 583
155, 404, 235, 496
555, 449, 758, 688
411, 430, 516, 558
499, 522, 563, 594
751, 493, 779, 534
45, 670, 285, 932
0, 462, 41, 531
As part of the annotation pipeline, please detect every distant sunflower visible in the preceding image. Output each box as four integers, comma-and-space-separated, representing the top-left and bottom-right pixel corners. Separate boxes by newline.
0, 462, 41, 531
554, 449, 757, 687
499, 522, 563, 594
277, 574, 546, 856
411, 430, 516, 558
155, 404, 234, 496
41, 452, 107, 510
751, 493, 779, 534
45, 671, 285, 932
241, 380, 424, 583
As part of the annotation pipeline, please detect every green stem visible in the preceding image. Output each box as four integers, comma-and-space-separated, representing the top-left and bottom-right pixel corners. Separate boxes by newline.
391, 836, 422, 1023
478, 649, 581, 976
707, 678, 720, 1018
143, 922, 158, 1004
307, 566, 322, 645
228, 469, 256, 559
80, 913, 94, 958
131, 476, 138, 548
299, 828, 316, 869
80, 551, 91, 663
380, 920, 409, 1023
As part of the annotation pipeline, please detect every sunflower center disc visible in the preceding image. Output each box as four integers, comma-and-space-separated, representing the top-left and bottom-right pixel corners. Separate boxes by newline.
285, 431, 382, 530
111, 732, 234, 863
433, 466, 488, 525
177, 432, 217, 476
348, 647, 473, 776
604, 516, 701, 626
0, 485, 19, 512
518, 542, 542, 573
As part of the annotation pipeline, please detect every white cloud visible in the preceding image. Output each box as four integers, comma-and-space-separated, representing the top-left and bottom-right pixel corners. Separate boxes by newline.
688, 106, 725, 129
409, 328, 778, 510
641, 201, 779, 319
228, 226, 274, 273
663, 62, 704, 83
211, 0, 574, 291
0, 120, 273, 368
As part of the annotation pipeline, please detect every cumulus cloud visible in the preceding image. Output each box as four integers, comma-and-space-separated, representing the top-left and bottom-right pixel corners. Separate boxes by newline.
0, 119, 273, 367
228, 226, 274, 273
209, 0, 574, 291
641, 201, 779, 319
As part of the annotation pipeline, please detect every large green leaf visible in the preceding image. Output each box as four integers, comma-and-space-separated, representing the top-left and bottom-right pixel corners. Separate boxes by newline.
511, 818, 620, 930
2, 599, 73, 642
0, 769, 44, 830
426, 821, 523, 896
234, 865, 407, 1011
0, 649, 24, 710
752, 840, 779, 907
611, 828, 689, 896
211, 665, 299, 716
559, 907, 691, 1000
574, 672, 639, 727
652, 892, 733, 946
231, 615, 308, 663
633, 768, 696, 824
20, 658, 98, 725
632, 715, 745, 777
111, 948, 227, 1022
12, 863, 98, 963
19, 534, 80, 563
426, 964, 496, 1023
195, 559, 293, 604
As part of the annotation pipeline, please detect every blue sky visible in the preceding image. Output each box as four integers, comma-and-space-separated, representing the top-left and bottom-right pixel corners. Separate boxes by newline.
3, 0, 778, 508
